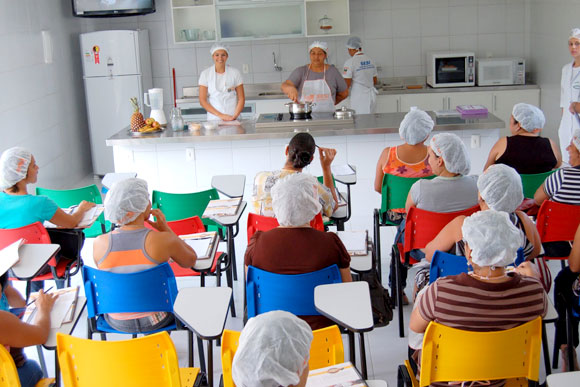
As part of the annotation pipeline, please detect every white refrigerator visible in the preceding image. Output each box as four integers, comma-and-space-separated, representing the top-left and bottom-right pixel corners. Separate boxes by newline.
80, 30, 153, 175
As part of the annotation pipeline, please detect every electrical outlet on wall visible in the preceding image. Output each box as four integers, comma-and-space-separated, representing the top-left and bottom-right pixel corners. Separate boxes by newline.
471, 135, 480, 149
242, 64, 249, 73
186, 148, 195, 161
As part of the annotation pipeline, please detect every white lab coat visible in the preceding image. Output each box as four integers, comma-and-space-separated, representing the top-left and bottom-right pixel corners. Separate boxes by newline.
198, 65, 243, 121
559, 61, 580, 162
342, 52, 378, 114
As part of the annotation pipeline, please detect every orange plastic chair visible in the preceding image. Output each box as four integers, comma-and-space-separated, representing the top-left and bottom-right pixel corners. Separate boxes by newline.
536, 200, 580, 260
246, 212, 324, 242
0, 222, 81, 294
392, 205, 480, 337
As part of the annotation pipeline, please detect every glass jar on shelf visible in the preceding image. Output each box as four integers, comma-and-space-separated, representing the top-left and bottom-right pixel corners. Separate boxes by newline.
318, 14, 333, 34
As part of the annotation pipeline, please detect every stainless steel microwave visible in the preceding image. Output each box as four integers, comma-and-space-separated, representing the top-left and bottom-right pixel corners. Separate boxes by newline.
426, 51, 476, 88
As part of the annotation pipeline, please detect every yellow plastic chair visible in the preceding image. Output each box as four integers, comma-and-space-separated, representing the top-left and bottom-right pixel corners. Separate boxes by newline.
0, 345, 54, 387
221, 325, 345, 387
56, 332, 199, 387
399, 317, 542, 387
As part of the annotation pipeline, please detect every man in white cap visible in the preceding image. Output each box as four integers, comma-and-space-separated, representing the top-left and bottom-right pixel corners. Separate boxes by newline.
281, 41, 348, 113
198, 43, 245, 121
342, 36, 378, 114
559, 28, 580, 163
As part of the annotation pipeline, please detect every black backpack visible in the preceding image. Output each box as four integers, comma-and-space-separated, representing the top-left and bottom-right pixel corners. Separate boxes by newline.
360, 266, 394, 327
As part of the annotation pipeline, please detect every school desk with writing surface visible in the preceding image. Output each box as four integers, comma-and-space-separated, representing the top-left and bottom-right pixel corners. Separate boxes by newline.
211, 175, 246, 199
10, 244, 61, 280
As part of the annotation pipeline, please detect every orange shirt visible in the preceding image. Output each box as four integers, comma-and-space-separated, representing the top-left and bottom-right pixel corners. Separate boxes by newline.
382, 146, 432, 177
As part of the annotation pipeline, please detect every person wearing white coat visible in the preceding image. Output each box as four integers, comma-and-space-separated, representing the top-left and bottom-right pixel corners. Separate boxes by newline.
559, 28, 580, 164
342, 36, 378, 114
198, 44, 245, 121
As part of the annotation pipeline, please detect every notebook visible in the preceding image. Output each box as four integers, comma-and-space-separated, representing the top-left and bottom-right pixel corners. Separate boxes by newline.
0, 238, 24, 276
180, 232, 218, 260
24, 286, 80, 328
202, 198, 242, 218
335, 231, 368, 256
306, 362, 367, 387
44, 204, 104, 229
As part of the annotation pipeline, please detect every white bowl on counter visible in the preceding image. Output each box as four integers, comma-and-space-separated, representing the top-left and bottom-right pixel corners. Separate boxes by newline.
202, 121, 219, 130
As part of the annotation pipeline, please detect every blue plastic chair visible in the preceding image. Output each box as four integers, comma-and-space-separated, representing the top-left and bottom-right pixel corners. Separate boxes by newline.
429, 251, 469, 284
246, 265, 342, 318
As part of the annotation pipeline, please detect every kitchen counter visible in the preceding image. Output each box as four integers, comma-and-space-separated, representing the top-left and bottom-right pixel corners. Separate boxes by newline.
176, 83, 540, 102
106, 112, 504, 146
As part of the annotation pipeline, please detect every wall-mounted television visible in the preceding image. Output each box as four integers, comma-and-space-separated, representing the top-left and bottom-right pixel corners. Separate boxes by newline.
72, 0, 155, 18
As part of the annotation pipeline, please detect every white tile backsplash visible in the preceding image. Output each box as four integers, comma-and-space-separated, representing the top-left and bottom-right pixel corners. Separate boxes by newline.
393, 37, 421, 66
363, 9, 392, 39
151, 48, 170, 77
391, 9, 421, 38
168, 48, 197, 77
477, 4, 507, 34
420, 7, 450, 37
477, 33, 508, 58
449, 6, 478, 36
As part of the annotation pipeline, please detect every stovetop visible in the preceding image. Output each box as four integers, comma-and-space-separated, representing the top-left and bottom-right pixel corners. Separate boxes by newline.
255, 113, 354, 128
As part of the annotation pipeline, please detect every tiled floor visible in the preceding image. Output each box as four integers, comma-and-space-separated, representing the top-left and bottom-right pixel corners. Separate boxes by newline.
16, 174, 576, 386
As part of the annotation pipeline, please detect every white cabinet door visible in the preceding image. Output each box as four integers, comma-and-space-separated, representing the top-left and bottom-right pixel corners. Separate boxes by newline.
492, 89, 540, 137
447, 91, 493, 112
400, 93, 445, 112
375, 95, 400, 113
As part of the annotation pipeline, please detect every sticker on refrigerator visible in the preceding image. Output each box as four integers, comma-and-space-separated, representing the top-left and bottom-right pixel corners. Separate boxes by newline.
92, 46, 100, 64
84, 52, 92, 63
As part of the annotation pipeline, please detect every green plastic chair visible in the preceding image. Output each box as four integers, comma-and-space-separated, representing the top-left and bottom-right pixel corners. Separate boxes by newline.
36, 184, 110, 238
151, 188, 224, 234
372, 174, 435, 282
520, 170, 557, 199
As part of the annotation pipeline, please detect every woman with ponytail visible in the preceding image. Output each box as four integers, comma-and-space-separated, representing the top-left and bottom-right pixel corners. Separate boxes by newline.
252, 132, 338, 218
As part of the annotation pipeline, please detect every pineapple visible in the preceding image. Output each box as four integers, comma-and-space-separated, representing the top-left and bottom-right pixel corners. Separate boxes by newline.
130, 97, 146, 131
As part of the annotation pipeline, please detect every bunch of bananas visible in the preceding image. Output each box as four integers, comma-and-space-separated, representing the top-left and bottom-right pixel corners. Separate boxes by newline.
136, 118, 161, 133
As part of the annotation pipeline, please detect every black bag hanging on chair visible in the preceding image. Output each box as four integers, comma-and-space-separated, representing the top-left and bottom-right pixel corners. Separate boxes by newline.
359, 260, 394, 328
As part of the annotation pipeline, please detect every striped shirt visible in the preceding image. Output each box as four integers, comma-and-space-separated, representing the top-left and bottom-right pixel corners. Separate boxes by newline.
417, 273, 547, 387
544, 166, 580, 205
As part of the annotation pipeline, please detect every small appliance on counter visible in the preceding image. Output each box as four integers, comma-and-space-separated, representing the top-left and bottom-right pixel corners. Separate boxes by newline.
476, 58, 525, 86
426, 51, 475, 88
144, 88, 167, 126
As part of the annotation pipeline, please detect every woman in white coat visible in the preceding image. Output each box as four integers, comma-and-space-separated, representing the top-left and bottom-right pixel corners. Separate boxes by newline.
342, 36, 378, 114
559, 28, 580, 163
199, 44, 245, 121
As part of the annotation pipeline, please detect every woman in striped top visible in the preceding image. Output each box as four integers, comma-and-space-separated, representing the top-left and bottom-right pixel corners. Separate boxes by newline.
410, 211, 547, 387
536, 128, 580, 370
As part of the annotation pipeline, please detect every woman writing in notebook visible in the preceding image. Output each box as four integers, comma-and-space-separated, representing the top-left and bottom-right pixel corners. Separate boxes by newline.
0, 147, 96, 291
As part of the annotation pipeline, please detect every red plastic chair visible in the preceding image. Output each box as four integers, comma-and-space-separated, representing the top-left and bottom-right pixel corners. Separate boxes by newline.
536, 200, 580, 261
246, 213, 325, 242
392, 205, 480, 337
0, 222, 81, 295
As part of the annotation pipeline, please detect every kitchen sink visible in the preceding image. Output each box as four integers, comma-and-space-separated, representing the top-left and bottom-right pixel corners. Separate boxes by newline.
258, 92, 286, 97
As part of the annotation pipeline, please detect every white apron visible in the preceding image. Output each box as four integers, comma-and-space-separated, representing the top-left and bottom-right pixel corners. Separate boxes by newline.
207, 66, 238, 121
300, 65, 335, 113
347, 52, 378, 114
559, 61, 580, 162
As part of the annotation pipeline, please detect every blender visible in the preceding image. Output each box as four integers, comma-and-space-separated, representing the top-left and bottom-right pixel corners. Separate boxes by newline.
144, 88, 167, 126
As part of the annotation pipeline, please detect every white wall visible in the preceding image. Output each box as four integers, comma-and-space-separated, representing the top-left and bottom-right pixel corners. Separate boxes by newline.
529, 0, 579, 144
0, 1, 92, 189
81, 0, 530, 121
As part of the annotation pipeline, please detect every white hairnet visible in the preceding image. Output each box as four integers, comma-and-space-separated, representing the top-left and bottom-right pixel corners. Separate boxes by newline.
271, 173, 322, 227
0, 147, 32, 190
210, 43, 229, 55
399, 107, 434, 145
309, 41, 328, 53
478, 164, 523, 213
572, 128, 580, 151
346, 36, 362, 50
462, 210, 521, 268
430, 133, 471, 175
232, 311, 313, 387
570, 28, 580, 40
104, 178, 150, 225
512, 103, 545, 132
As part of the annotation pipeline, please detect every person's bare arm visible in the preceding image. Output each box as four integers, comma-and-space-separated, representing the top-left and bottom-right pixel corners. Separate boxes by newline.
146, 209, 197, 268
533, 183, 550, 206
569, 225, 580, 272
319, 147, 339, 210
199, 85, 232, 121
374, 147, 390, 193
0, 290, 57, 347
281, 80, 299, 102
409, 306, 429, 334
340, 268, 353, 282
549, 138, 563, 168
483, 137, 507, 171
373, 76, 378, 85
230, 84, 245, 120
48, 200, 96, 228
515, 211, 541, 260
404, 190, 416, 213
424, 216, 466, 262
335, 89, 349, 105
4, 284, 25, 308
344, 78, 352, 88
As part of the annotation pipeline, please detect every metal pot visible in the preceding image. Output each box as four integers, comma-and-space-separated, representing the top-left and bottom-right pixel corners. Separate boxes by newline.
334, 106, 355, 119
285, 101, 315, 114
